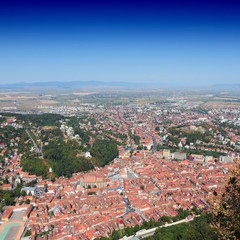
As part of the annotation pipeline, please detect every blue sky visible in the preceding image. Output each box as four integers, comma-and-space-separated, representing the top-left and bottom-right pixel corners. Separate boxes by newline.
0, 0, 240, 86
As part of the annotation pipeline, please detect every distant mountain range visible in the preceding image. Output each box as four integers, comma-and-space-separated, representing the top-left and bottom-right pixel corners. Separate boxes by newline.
0, 81, 239, 90
212, 84, 240, 89
0, 81, 147, 89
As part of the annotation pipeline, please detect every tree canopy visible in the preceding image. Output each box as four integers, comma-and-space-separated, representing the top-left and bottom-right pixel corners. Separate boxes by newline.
90, 139, 118, 167
21, 154, 48, 178
210, 162, 240, 240
144, 214, 218, 240
43, 140, 94, 178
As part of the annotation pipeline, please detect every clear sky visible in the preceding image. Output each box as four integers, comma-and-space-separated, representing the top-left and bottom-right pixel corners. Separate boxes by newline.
0, 0, 240, 86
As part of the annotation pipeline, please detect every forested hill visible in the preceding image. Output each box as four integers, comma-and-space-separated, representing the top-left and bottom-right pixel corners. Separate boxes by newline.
0, 113, 118, 178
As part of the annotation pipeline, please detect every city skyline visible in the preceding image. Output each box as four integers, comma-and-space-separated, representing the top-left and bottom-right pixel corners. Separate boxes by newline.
0, 1, 240, 86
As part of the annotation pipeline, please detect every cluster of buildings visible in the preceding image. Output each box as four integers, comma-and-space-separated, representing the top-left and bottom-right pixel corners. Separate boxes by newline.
23, 152, 237, 239
0, 100, 240, 239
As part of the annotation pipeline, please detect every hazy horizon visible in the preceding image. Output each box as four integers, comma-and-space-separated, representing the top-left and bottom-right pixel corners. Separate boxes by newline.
0, 1, 240, 86
0, 80, 207, 90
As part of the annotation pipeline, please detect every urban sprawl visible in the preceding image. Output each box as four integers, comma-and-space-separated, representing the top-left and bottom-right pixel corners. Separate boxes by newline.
0, 98, 239, 239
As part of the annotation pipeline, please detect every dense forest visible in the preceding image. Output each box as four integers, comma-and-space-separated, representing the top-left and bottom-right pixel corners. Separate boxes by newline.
20, 141, 95, 179
90, 139, 119, 167
21, 154, 48, 178
8, 113, 119, 178
20, 138, 119, 178
43, 140, 94, 178
18, 113, 63, 127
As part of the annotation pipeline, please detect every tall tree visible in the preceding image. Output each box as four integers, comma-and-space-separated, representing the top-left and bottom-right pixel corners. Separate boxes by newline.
210, 161, 240, 240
